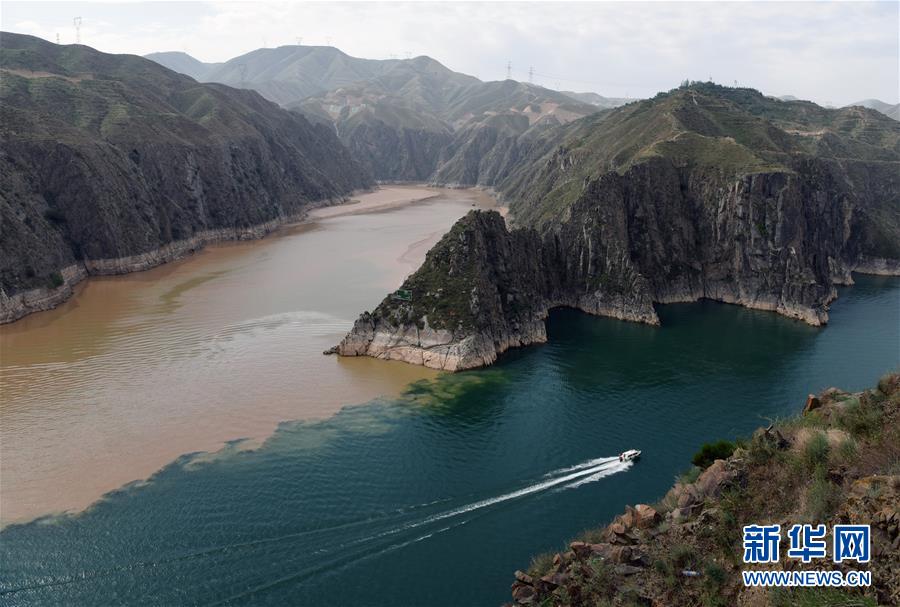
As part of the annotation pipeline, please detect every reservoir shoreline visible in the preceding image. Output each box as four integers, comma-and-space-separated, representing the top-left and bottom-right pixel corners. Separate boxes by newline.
0, 185, 457, 325
0, 186, 497, 525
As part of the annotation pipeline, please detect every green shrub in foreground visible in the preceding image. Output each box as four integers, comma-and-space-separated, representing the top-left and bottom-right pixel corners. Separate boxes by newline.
692, 440, 736, 469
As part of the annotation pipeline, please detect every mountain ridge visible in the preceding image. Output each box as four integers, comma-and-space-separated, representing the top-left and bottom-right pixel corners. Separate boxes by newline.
146, 46, 619, 182
1, 33, 372, 323
332, 83, 900, 370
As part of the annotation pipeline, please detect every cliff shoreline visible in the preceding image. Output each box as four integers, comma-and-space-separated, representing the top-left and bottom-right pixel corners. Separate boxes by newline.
0, 200, 348, 325
332, 180, 900, 372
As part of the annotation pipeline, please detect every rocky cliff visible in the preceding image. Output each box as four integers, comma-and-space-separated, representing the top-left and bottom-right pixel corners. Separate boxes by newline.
330, 209, 656, 370
0, 33, 372, 323
507, 375, 900, 606
333, 84, 900, 370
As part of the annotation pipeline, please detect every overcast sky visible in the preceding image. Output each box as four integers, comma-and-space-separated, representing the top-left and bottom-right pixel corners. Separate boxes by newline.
3, 1, 897, 106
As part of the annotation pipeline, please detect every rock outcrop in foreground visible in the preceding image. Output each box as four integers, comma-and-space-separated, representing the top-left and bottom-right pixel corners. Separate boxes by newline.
333, 84, 900, 370
509, 375, 900, 606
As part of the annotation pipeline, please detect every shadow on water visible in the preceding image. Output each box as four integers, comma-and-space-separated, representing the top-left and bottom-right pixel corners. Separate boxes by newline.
1, 276, 897, 606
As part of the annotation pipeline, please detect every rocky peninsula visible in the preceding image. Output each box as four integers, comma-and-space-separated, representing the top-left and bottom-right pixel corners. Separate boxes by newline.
333, 84, 900, 370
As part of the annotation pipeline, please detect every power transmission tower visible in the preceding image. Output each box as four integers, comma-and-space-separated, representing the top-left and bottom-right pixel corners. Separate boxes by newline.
73, 17, 82, 44
296, 37, 303, 45
325, 36, 332, 46
506, 61, 512, 80
405, 51, 411, 59
528, 66, 533, 84
56, 33, 60, 44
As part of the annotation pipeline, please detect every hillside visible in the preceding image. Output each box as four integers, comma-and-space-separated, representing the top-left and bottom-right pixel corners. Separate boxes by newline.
332, 83, 900, 370
292, 63, 599, 181
0, 33, 371, 323
560, 90, 635, 109
146, 46, 603, 182
848, 99, 900, 122
500, 83, 900, 227
508, 374, 900, 606
143, 51, 221, 81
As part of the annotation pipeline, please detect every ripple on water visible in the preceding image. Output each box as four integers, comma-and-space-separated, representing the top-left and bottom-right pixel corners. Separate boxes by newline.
0, 277, 897, 606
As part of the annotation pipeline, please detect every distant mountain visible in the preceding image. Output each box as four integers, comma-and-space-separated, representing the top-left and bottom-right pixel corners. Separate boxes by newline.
847, 98, 900, 121
146, 45, 606, 181
293, 68, 599, 181
203, 45, 403, 106
559, 90, 635, 109
143, 51, 221, 81
1, 33, 371, 323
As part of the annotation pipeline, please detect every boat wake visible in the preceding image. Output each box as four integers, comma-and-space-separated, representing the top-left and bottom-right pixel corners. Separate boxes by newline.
2, 455, 634, 602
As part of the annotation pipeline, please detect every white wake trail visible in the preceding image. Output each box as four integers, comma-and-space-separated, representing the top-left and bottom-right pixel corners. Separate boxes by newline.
559, 461, 632, 489
328, 455, 635, 556
543, 456, 619, 477
418, 456, 628, 527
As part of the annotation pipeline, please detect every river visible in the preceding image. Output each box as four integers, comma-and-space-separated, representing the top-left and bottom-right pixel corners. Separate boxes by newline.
0, 186, 498, 524
0, 187, 897, 605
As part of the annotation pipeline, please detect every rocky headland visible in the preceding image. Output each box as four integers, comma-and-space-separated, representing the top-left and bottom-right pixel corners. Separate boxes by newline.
333, 84, 900, 370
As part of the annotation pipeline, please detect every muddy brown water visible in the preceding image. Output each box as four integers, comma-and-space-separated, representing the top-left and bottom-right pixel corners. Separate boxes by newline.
0, 186, 499, 524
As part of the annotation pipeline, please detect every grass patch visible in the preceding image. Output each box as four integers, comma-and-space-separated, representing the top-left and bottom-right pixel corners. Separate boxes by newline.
835, 398, 883, 439
677, 465, 702, 485
804, 467, 840, 522
527, 551, 556, 578
692, 440, 736, 469
802, 432, 830, 472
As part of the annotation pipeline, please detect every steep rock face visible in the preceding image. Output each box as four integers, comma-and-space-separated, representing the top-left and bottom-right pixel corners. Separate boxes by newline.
334, 84, 900, 370
0, 33, 372, 323
340, 119, 452, 182
430, 114, 561, 188
335, 155, 897, 369
332, 212, 556, 371
331, 208, 658, 371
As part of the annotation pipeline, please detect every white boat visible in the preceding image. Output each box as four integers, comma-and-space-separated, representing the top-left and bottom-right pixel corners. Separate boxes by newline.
619, 449, 641, 462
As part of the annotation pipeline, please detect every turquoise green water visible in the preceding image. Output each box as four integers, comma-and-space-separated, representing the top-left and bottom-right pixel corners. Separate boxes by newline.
2, 275, 898, 606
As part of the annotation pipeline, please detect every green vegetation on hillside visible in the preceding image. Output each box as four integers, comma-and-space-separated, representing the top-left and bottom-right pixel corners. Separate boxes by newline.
501, 82, 900, 230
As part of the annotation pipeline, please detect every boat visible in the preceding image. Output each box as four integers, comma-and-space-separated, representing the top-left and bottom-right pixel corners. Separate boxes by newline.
619, 449, 641, 462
